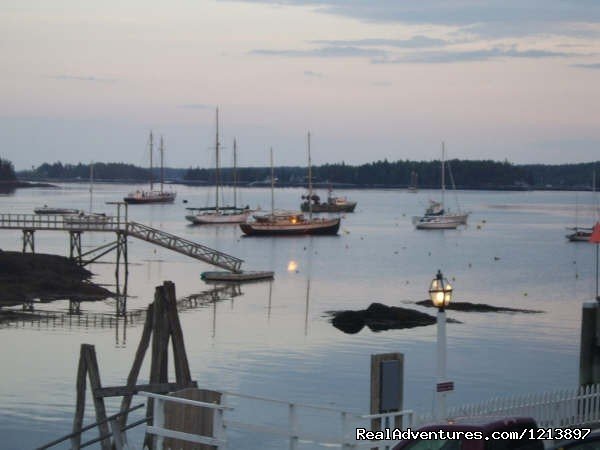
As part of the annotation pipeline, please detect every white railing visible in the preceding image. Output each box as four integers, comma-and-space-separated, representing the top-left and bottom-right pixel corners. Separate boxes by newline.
137, 391, 414, 449
415, 383, 600, 429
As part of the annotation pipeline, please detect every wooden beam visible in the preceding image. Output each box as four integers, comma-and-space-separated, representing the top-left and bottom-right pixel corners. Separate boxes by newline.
71, 345, 88, 450
96, 381, 198, 398
83, 345, 112, 450
164, 281, 192, 384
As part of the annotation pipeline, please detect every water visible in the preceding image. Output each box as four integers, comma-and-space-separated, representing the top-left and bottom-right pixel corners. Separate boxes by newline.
0, 184, 598, 449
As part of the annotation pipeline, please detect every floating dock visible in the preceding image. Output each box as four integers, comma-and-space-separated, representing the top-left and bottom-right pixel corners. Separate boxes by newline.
201, 270, 274, 283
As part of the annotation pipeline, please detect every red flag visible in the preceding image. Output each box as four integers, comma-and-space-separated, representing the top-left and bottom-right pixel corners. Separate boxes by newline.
590, 222, 600, 243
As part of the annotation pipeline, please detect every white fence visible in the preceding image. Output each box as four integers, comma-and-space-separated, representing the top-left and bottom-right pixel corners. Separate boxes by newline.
133, 384, 600, 449
415, 383, 600, 429
139, 391, 413, 449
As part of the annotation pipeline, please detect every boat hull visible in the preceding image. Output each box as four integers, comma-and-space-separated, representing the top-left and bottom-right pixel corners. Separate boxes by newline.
300, 202, 356, 213
124, 194, 176, 204
186, 212, 250, 224
240, 218, 340, 236
566, 232, 592, 242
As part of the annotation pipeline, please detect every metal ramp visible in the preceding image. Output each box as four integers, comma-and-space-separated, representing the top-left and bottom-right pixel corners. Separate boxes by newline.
0, 214, 244, 273
126, 222, 243, 273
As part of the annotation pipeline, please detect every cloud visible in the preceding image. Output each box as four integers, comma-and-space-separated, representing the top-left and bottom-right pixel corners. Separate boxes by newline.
312, 35, 451, 48
47, 74, 117, 83
235, 0, 600, 38
374, 47, 574, 64
304, 70, 324, 78
251, 46, 386, 58
178, 103, 213, 109
570, 62, 600, 69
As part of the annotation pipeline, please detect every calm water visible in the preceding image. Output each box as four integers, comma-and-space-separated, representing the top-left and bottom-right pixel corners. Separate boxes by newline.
0, 184, 598, 449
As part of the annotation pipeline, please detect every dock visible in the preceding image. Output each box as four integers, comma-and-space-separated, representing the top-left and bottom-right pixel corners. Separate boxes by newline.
0, 213, 244, 273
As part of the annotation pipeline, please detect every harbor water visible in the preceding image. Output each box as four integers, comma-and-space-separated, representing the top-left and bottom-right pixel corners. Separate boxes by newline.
0, 184, 598, 449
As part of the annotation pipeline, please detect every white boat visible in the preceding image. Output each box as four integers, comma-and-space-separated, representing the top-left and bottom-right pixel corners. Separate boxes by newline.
124, 133, 176, 204
415, 215, 459, 230
186, 109, 251, 225
414, 142, 469, 229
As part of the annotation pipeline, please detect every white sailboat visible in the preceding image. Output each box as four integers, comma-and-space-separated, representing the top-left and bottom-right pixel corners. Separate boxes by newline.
63, 162, 111, 225
186, 108, 251, 225
415, 142, 469, 230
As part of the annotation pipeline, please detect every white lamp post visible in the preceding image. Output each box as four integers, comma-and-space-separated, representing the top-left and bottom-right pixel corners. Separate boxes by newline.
429, 269, 453, 420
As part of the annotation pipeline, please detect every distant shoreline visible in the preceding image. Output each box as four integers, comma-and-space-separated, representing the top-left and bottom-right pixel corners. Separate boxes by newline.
15, 178, 597, 192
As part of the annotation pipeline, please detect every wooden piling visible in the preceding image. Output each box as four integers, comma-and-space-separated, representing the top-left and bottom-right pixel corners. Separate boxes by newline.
581, 302, 597, 386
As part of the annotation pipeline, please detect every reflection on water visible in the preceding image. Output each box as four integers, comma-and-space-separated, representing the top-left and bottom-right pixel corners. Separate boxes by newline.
0, 185, 598, 449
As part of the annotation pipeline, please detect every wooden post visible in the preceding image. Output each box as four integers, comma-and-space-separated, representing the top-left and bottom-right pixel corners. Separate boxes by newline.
581, 302, 597, 386
71, 344, 111, 450
371, 352, 404, 449
164, 281, 192, 383
119, 303, 154, 428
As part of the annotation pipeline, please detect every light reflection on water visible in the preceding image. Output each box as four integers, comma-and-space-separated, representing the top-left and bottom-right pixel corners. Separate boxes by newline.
0, 184, 598, 449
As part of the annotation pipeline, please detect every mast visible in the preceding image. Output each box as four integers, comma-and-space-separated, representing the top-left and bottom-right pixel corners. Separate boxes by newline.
159, 135, 164, 193
233, 138, 238, 209
270, 147, 274, 215
89, 162, 94, 214
308, 132, 313, 220
441, 141, 445, 209
215, 108, 220, 212
149, 131, 154, 191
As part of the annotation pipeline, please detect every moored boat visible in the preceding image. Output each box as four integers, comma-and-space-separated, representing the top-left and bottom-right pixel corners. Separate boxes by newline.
415, 215, 459, 230
301, 188, 357, 213
185, 110, 251, 225
124, 133, 176, 204
240, 133, 342, 237
34, 206, 81, 215
566, 227, 593, 242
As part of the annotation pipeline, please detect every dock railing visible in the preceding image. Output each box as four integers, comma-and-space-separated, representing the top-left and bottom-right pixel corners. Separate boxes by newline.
138, 390, 414, 449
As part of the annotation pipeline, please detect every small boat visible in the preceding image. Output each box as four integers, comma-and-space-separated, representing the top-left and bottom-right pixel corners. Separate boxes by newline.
240, 134, 341, 237
186, 112, 251, 224
566, 227, 593, 242
415, 215, 459, 230
63, 212, 112, 226
414, 142, 469, 228
124, 133, 176, 204
34, 206, 81, 215
201, 270, 274, 282
300, 187, 357, 213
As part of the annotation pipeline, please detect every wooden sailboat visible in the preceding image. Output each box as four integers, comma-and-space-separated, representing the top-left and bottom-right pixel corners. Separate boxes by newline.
124, 132, 176, 204
186, 109, 251, 224
240, 133, 341, 236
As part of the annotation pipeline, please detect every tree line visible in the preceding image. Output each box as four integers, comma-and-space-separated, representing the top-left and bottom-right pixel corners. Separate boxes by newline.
16, 159, 600, 190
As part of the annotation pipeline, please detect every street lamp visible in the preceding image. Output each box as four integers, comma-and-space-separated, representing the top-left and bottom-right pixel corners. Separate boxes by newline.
429, 270, 453, 420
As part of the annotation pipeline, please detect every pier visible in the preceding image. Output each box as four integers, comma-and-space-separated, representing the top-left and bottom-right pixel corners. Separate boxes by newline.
0, 213, 244, 273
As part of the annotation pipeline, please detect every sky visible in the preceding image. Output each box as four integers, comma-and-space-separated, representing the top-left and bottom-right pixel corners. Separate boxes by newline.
2, 0, 600, 169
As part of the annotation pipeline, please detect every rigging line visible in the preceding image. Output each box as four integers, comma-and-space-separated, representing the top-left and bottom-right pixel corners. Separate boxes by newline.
446, 160, 462, 212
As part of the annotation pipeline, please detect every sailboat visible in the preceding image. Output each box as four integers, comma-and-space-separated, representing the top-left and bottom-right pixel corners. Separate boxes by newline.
567, 170, 597, 242
63, 162, 111, 225
124, 132, 176, 204
240, 133, 341, 236
408, 171, 418, 193
185, 109, 251, 224
414, 142, 469, 230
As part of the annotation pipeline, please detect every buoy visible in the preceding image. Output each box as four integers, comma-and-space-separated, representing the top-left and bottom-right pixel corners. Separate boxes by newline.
183, 199, 188, 204
524, 292, 528, 296
494, 256, 500, 261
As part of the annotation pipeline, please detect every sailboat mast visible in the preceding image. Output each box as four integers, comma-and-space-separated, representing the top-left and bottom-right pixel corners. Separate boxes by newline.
89, 162, 94, 214
233, 138, 238, 209
441, 141, 446, 209
270, 147, 274, 215
149, 131, 154, 191
215, 108, 220, 212
160, 136, 164, 193
308, 132, 313, 220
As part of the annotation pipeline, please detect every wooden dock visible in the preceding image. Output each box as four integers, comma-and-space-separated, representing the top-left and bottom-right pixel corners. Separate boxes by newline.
0, 214, 244, 273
